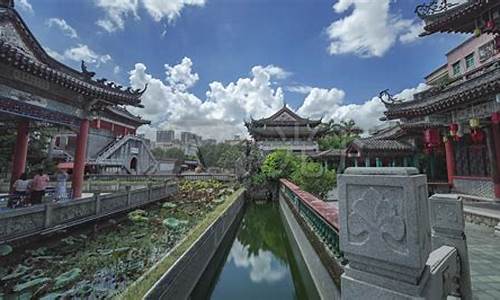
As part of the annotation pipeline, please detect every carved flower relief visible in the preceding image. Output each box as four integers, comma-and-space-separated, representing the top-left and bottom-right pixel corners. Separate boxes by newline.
348, 187, 407, 254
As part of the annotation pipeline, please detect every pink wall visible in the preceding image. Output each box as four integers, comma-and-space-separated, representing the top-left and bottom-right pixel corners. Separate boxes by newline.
446, 34, 499, 77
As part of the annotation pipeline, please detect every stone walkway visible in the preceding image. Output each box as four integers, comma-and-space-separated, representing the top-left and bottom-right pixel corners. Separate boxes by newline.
466, 222, 500, 299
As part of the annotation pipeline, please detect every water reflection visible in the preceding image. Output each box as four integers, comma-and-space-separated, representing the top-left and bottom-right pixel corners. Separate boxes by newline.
229, 240, 287, 283
208, 202, 315, 300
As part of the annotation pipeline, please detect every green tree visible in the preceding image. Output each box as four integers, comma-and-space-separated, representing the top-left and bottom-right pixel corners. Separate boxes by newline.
319, 119, 362, 150
198, 143, 243, 170
260, 150, 299, 182
0, 123, 56, 175
151, 147, 185, 160
291, 159, 336, 198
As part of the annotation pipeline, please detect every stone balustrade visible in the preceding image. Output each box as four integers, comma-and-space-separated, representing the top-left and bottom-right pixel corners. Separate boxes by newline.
87, 173, 237, 182
0, 182, 177, 243
338, 167, 472, 300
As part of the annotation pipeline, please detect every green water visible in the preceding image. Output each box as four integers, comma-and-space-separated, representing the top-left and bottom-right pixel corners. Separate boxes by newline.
194, 202, 319, 300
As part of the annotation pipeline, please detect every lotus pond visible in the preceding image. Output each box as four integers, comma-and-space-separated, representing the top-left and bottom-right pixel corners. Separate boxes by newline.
0, 180, 236, 299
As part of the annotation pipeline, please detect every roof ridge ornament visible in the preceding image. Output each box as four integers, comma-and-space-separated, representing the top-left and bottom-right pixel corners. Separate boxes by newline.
415, 0, 459, 19
81, 60, 96, 79
379, 89, 403, 106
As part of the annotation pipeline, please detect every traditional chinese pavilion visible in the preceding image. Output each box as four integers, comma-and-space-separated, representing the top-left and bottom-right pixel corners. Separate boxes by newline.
0, 0, 146, 198
245, 105, 327, 154
381, 0, 500, 199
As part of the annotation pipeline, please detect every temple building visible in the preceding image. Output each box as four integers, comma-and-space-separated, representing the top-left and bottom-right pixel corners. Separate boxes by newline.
245, 105, 327, 154
52, 106, 158, 176
379, 0, 500, 199
0, 0, 148, 197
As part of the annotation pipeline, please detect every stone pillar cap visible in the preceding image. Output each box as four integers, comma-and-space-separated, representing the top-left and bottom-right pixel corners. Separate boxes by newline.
344, 167, 419, 176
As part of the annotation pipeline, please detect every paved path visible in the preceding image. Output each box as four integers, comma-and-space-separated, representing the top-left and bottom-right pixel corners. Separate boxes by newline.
466, 222, 500, 299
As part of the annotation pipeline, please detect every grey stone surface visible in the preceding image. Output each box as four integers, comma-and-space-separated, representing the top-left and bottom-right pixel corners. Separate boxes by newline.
279, 195, 340, 299
343, 167, 419, 176
466, 222, 500, 299
429, 194, 472, 299
338, 168, 471, 300
338, 168, 431, 284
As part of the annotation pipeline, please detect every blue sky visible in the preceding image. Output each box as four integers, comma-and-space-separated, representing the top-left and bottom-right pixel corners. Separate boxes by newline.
16, 0, 467, 139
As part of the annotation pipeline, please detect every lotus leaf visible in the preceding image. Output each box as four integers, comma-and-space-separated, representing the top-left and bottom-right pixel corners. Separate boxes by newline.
162, 202, 177, 209
18, 292, 32, 300
21, 269, 45, 281
54, 268, 81, 289
128, 210, 149, 222
213, 197, 225, 204
0, 244, 12, 256
13, 277, 51, 292
162, 218, 180, 229
40, 292, 63, 300
2, 265, 31, 281
28, 247, 47, 256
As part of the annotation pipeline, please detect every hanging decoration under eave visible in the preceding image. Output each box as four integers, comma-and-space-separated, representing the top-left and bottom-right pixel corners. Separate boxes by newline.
469, 117, 484, 144
449, 123, 461, 142
424, 128, 441, 154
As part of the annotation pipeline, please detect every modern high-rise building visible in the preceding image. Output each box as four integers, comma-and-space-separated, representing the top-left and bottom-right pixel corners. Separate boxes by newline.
156, 130, 175, 143
181, 131, 201, 145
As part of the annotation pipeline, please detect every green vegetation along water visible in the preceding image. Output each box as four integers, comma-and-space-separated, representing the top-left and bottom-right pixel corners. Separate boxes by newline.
0, 180, 235, 299
195, 202, 319, 300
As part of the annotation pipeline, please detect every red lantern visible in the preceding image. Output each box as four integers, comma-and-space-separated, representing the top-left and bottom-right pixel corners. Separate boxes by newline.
486, 20, 496, 31
470, 129, 485, 144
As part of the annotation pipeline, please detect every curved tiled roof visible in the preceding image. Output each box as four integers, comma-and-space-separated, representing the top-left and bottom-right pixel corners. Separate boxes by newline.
416, 0, 500, 35
0, 5, 145, 107
384, 64, 500, 119
351, 138, 415, 152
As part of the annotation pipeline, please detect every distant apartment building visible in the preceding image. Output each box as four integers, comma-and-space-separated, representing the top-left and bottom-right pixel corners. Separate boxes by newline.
156, 130, 175, 143
181, 131, 202, 145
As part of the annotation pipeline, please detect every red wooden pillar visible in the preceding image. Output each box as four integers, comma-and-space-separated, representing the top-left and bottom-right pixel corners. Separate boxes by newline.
491, 112, 500, 198
10, 120, 29, 192
72, 118, 89, 199
444, 138, 455, 186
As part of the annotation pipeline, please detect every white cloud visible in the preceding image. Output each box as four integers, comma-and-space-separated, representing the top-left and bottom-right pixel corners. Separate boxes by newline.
95, 0, 205, 33
113, 65, 121, 75
297, 87, 345, 119
297, 83, 429, 132
285, 85, 314, 94
63, 44, 112, 66
95, 0, 140, 33
128, 57, 429, 140
142, 0, 206, 22
128, 59, 285, 141
229, 240, 287, 284
399, 21, 425, 44
327, 0, 421, 57
165, 57, 199, 91
17, 0, 33, 13
46, 18, 78, 39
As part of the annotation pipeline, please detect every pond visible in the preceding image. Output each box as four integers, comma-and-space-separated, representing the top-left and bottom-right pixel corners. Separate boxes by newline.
0, 180, 235, 299
192, 202, 320, 300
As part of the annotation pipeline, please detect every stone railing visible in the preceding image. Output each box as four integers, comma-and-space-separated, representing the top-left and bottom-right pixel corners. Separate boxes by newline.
338, 167, 472, 300
0, 183, 177, 243
279, 179, 341, 256
87, 173, 237, 182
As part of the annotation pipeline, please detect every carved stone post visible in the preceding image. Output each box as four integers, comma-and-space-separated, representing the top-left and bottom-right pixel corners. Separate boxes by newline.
44, 203, 54, 228
338, 167, 431, 299
126, 186, 131, 206
94, 193, 101, 215
429, 194, 472, 300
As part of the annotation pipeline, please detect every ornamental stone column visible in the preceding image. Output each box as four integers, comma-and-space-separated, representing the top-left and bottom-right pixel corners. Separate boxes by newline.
488, 112, 500, 199
72, 118, 90, 199
10, 119, 29, 192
